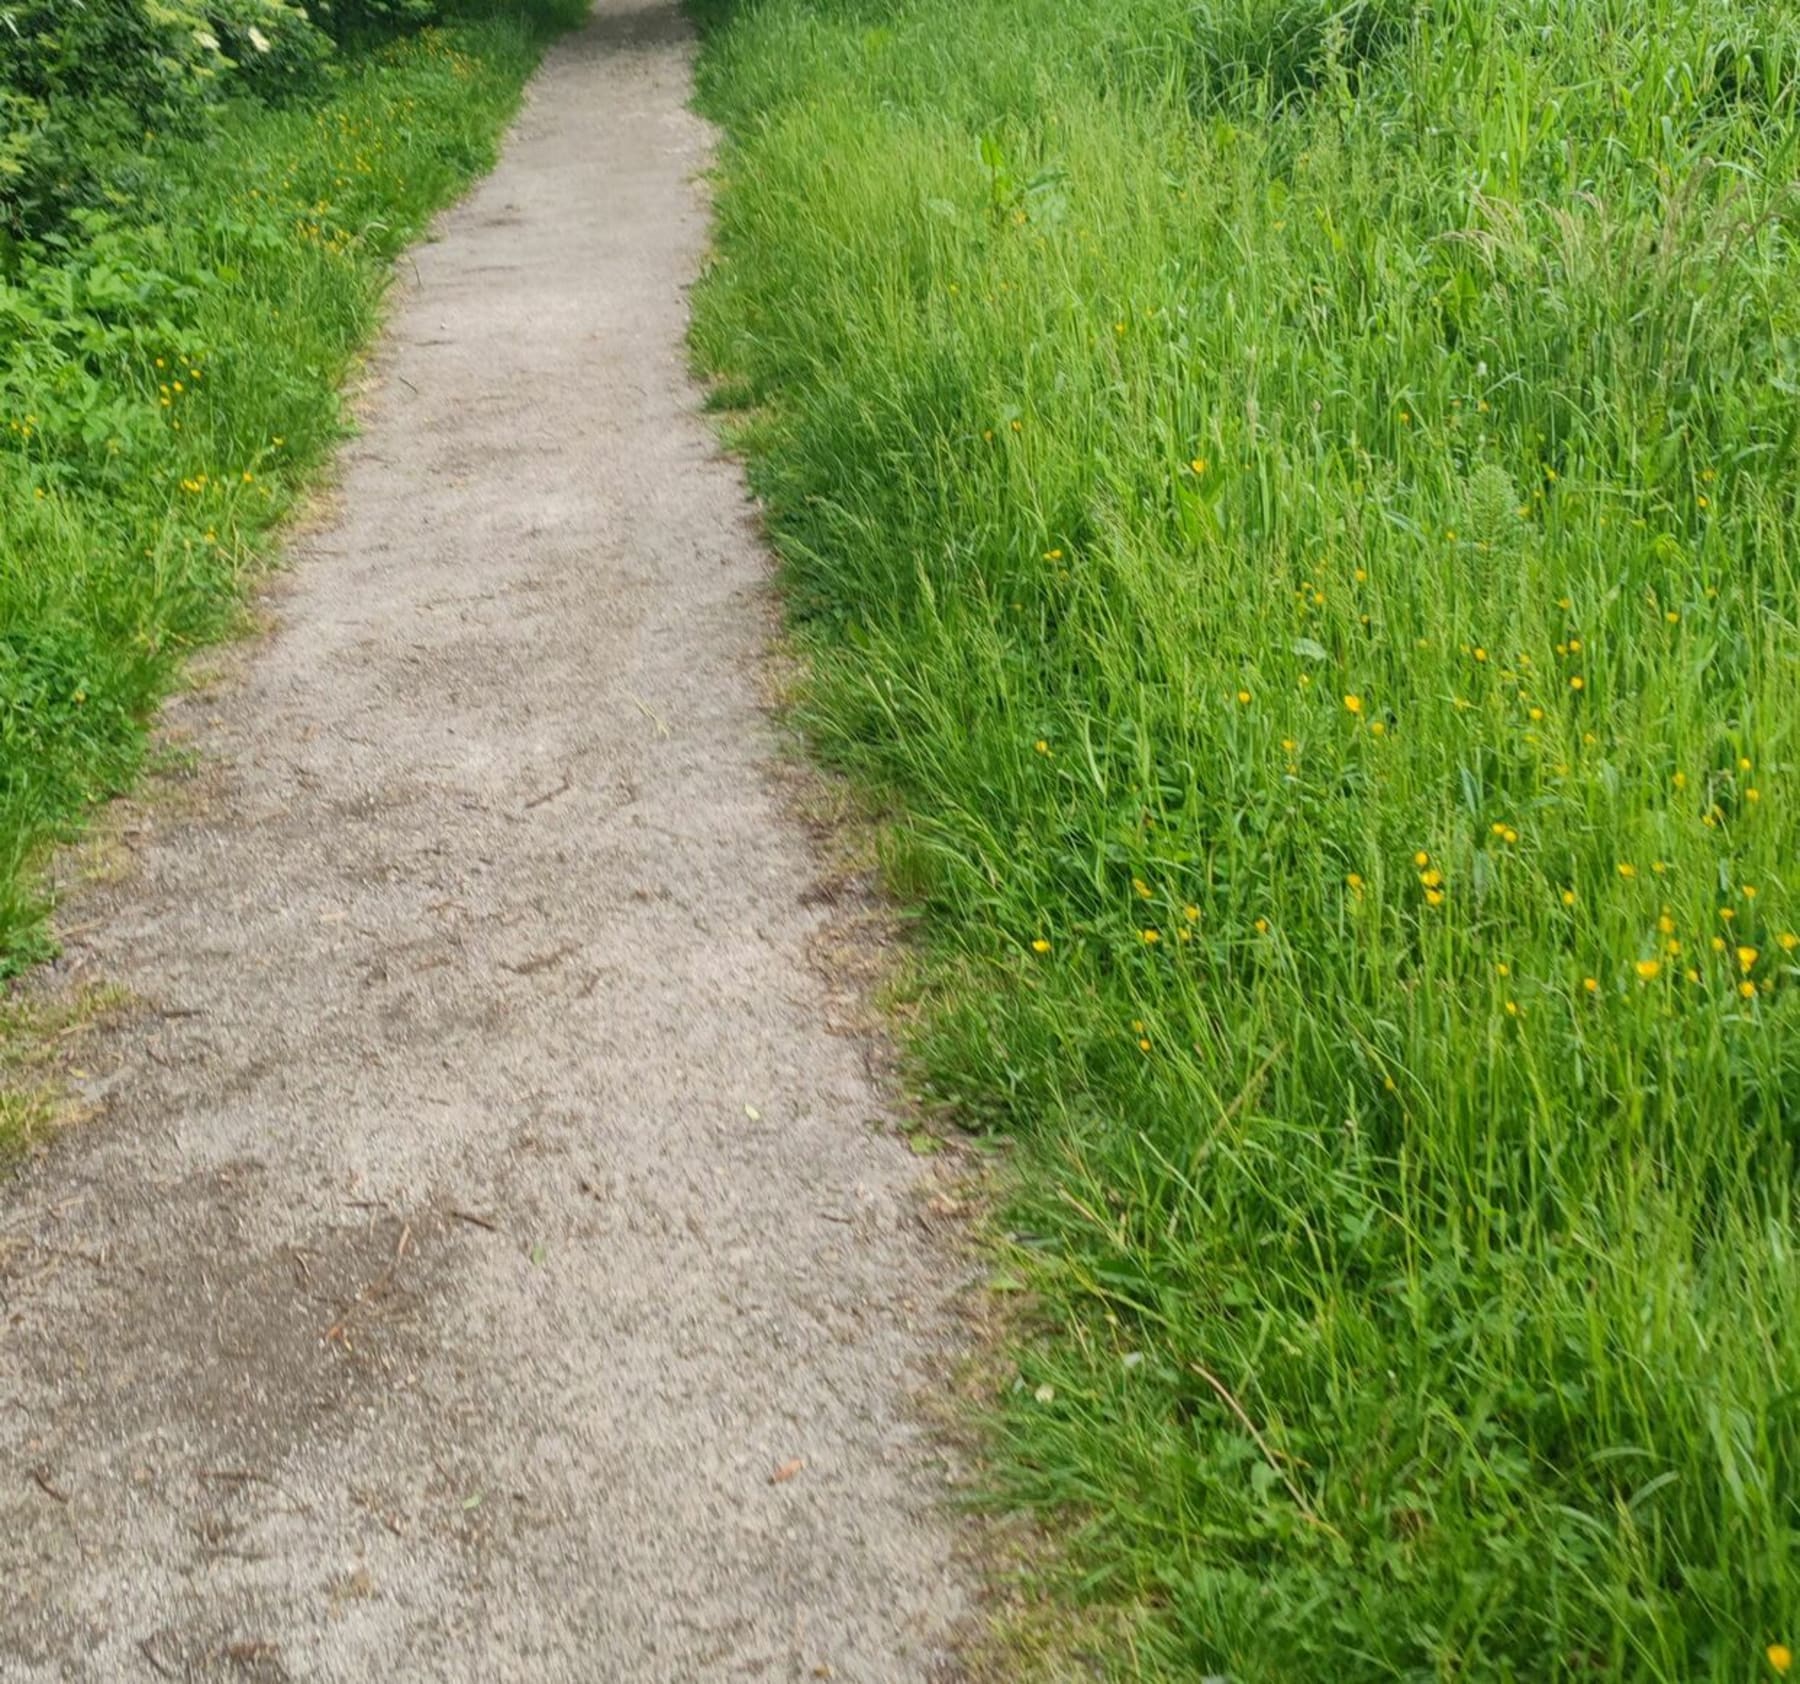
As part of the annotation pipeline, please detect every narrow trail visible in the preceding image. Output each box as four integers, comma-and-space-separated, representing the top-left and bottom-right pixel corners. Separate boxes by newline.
0, 4, 970, 1677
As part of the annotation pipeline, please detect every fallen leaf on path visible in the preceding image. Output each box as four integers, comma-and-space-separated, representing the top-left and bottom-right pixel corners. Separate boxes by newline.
769, 1458, 805, 1485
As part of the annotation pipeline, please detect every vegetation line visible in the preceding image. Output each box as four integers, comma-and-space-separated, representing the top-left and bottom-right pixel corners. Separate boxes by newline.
0, 0, 585, 971
688, 0, 1800, 1675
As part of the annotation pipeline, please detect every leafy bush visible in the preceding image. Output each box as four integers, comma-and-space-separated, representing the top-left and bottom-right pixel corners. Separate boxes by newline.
0, 0, 329, 240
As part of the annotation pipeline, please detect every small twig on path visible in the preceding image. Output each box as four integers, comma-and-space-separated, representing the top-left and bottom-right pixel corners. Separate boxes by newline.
624, 691, 671, 738
501, 943, 577, 977
138, 1638, 176, 1679
30, 1466, 69, 1504
449, 1208, 499, 1232
523, 772, 573, 810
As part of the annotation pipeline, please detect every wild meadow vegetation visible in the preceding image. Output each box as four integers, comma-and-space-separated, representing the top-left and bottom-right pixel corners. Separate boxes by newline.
0, 0, 579, 967
690, 0, 1800, 1675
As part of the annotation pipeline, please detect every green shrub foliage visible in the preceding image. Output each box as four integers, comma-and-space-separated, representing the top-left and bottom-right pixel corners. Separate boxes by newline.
0, 0, 474, 241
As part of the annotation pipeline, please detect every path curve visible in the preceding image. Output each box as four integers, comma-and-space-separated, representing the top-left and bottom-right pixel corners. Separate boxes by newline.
0, 4, 969, 1677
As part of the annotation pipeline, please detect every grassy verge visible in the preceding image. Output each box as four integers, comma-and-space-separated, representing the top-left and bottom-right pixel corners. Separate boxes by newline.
689, 0, 1800, 1676
0, 0, 582, 969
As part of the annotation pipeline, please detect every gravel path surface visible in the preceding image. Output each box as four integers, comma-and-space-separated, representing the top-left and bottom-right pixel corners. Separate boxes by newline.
0, 4, 969, 1676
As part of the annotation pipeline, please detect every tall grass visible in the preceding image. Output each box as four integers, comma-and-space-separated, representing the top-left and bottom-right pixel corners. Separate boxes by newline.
690, 0, 1800, 1675
0, 1, 582, 967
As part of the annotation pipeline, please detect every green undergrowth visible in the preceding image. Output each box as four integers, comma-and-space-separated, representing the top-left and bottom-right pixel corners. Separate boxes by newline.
689, 0, 1800, 1677
0, 0, 582, 968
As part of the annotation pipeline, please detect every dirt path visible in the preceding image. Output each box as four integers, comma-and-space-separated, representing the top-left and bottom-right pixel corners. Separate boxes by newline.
0, 5, 971, 1677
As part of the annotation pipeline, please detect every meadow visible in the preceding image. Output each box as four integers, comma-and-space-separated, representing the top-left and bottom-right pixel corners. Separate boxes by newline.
688, 0, 1800, 1675
0, 0, 580, 971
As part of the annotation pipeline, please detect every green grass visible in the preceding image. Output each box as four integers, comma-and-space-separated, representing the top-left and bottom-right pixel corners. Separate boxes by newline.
0, 0, 582, 967
688, 0, 1800, 1676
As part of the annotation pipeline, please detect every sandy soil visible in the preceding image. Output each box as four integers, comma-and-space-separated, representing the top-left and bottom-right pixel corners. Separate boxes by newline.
0, 4, 971, 1677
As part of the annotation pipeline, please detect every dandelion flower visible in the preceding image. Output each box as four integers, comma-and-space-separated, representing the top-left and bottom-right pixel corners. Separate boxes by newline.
1031, 938, 1051, 954
1769, 1644, 1792, 1676
1584, 977, 1599, 994
1739, 946, 1759, 973
1344, 694, 1363, 714
1237, 689, 1252, 705
1635, 959, 1662, 981
1142, 929, 1160, 944
1569, 675, 1585, 691
1617, 863, 1637, 879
